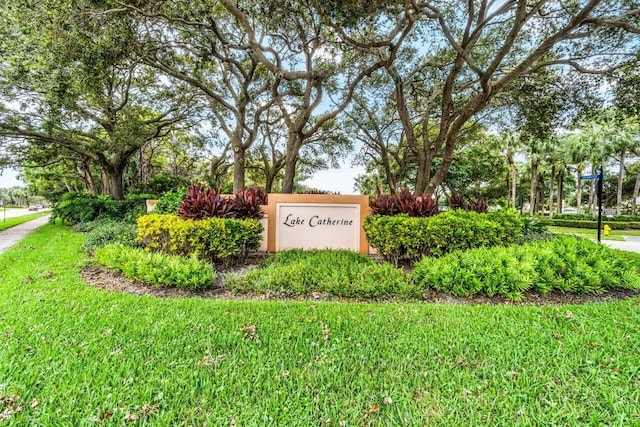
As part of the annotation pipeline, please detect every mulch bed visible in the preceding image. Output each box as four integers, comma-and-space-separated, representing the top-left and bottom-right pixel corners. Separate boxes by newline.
80, 264, 640, 306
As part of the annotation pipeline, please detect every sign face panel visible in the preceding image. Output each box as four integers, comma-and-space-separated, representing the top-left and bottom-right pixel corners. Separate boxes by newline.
580, 174, 607, 180
276, 203, 360, 251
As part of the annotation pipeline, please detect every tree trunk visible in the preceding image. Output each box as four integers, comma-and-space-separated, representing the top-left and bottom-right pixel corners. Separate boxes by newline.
109, 167, 125, 200
548, 164, 555, 219
509, 159, 517, 209
282, 155, 297, 194
79, 159, 97, 195
233, 146, 246, 193
576, 166, 583, 214
414, 151, 428, 195
140, 145, 150, 185
101, 167, 111, 196
529, 161, 538, 216
632, 168, 640, 215
617, 148, 626, 215
265, 172, 276, 194
557, 171, 564, 214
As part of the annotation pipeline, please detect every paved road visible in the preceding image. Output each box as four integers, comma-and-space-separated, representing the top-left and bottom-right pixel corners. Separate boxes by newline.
0, 207, 50, 220
0, 214, 51, 254
599, 238, 640, 254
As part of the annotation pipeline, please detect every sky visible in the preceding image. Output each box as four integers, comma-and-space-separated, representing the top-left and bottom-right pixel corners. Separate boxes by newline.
0, 168, 24, 188
300, 165, 365, 195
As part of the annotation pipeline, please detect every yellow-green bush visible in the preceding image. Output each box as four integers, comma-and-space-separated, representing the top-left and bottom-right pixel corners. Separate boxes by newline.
136, 214, 263, 265
364, 209, 522, 266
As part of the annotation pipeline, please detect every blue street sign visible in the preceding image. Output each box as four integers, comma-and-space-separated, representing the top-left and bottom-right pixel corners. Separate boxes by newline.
580, 174, 607, 180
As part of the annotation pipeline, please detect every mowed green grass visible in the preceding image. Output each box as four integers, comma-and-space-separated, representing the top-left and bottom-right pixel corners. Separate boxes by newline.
548, 226, 627, 241
0, 212, 47, 231
1, 225, 640, 425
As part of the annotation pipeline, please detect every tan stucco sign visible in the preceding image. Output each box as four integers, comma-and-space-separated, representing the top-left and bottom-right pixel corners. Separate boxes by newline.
276, 203, 361, 251
263, 194, 370, 253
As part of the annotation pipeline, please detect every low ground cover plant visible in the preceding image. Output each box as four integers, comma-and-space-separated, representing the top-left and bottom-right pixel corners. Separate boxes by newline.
411, 236, 640, 300
74, 218, 139, 252
364, 209, 522, 266
94, 243, 216, 290
227, 249, 414, 299
136, 213, 263, 265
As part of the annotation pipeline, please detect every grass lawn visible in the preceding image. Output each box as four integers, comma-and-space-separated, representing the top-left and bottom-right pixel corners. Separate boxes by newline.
1, 225, 640, 425
0, 212, 47, 231
548, 226, 628, 241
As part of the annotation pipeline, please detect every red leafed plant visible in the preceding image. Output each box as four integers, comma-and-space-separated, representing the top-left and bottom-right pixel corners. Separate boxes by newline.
178, 184, 232, 220
413, 193, 440, 217
468, 198, 488, 213
392, 188, 416, 215
231, 187, 267, 220
369, 194, 398, 216
370, 189, 440, 217
448, 193, 466, 211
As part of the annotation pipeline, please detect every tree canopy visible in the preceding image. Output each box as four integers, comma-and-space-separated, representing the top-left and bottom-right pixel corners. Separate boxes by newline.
0, 0, 638, 203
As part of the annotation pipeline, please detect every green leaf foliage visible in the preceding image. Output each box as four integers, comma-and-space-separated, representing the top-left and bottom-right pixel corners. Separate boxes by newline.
75, 218, 139, 252
51, 193, 151, 224
411, 236, 640, 300
227, 249, 414, 299
94, 244, 216, 290
153, 187, 187, 215
364, 209, 523, 266
136, 213, 263, 265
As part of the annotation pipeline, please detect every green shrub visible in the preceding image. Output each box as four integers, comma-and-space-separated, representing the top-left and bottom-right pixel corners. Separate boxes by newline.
136, 214, 263, 265
411, 236, 640, 300
94, 244, 216, 290
538, 219, 640, 230
79, 219, 139, 252
517, 217, 554, 244
227, 249, 414, 299
51, 193, 102, 224
51, 193, 152, 224
364, 209, 522, 266
552, 213, 640, 222
153, 187, 187, 214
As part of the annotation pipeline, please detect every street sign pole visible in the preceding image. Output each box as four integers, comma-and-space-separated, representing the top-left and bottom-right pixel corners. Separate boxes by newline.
597, 166, 603, 244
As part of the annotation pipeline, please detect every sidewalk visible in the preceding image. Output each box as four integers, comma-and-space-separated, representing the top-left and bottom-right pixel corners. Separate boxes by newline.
599, 238, 640, 254
0, 215, 51, 254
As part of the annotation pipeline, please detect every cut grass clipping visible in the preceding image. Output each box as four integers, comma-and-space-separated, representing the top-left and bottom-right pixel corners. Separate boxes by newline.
2, 225, 640, 425
94, 243, 216, 290
411, 235, 640, 300
228, 249, 414, 298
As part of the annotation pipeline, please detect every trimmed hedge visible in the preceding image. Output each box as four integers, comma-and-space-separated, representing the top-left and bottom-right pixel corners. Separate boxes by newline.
227, 249, 414, 299
411, 236, 640, 300
136, 214, 263, 265
94, 244, 216, 290
551, 213, 640, 222
538, 219, 640, 230
364, 209, 522, 266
